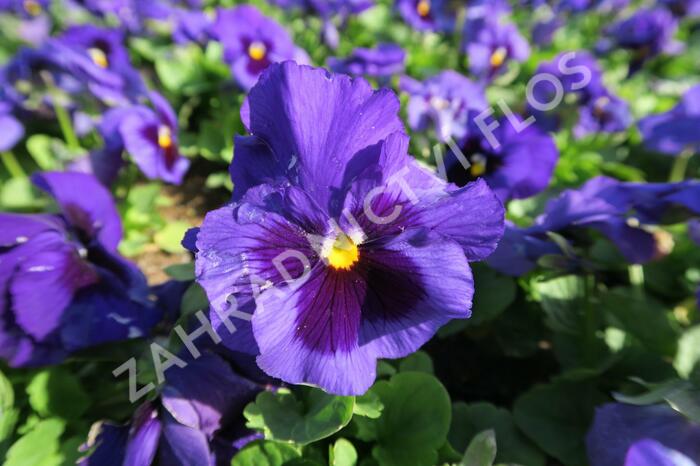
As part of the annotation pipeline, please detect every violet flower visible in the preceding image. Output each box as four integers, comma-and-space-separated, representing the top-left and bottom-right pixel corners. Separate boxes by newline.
639, 85, 700, 156
587, 403, 700, 466
0, 171, 161, 367
118, 92, 190, 185
190, 62, 505, 395
328, 43, 405, 80
400, 70, 488, 142
462, 6, 530, 81
0, 102, 24, 151
79, 352, 262, 466
213, 5, 309, 90
396, 0, 455, 32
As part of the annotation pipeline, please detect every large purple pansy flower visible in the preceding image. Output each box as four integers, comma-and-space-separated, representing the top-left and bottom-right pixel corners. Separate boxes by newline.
587, 403, 700, 466
328, 43, 405, 80
79, 352, 262, 466
396, 0, 455, 32
400, 70, 488, 142
0, 171, 160, 367
192, 62, 505, 395
213, 5, 309, 90
462, 5, 530, 81
445, 115, 559, 202
118, 92, 190, 184
47, 25, 145, 105
639, 85, 700, 156
660, 0, 700, 18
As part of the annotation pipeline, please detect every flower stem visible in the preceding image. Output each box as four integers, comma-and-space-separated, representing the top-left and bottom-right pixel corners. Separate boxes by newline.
669, 148, 693, 182
1, 151, 26, 178
54, 102, 80, 151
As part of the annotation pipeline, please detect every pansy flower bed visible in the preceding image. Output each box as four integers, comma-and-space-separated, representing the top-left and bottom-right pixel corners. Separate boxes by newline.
0, 1, 699, 465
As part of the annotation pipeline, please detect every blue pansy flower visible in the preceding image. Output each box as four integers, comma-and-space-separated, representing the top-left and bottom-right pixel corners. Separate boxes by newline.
79, 352, 262, 466
396, 0, 455, 32
190, 62, 505, 395
213, 5, 309, 90
587, 403, 700, 466
328, 43, 406, 81
0, 171, 161, 367
639, 85, 700, 156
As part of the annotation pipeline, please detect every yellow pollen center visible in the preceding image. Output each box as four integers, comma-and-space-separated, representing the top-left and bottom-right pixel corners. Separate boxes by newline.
23, 0, 42, 16
248, 41, 267, 61
158, 125, 172, 149
470, 162, 487, 177
326, 234, 359, 270
417, 0, 430, 17
490, 47, 508, 68
88, 48, 108, 69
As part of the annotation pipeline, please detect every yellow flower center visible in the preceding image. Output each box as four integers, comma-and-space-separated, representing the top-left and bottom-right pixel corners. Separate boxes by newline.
158, 125, 173, 149
417, 0, 431, 17
469, 154, 487, 177
489, 47, 508, 68
248, 41, 267, 61
325, 233, 359, 271
23, 0, 42, 16
88, 47, 109, 69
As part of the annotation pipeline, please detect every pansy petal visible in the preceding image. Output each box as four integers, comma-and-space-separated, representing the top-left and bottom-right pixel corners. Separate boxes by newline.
78, 423, 129, 466
158, 411, 213, 466
253, 230, 473, 395
124, 404, 162, 466
229, 135, 286, 202
625, 440, 698, 466
32, 171, 123, 251
0, 114, 24, 151
246, 62, 403, 210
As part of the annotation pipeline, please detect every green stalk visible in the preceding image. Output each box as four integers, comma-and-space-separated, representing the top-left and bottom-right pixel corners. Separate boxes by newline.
628, 264, 645, 294
668, 148, 693, 182
1, 151, 26, 179
53, 102, 80, 151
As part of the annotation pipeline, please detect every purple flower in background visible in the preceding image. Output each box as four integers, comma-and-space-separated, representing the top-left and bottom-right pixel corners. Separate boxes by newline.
0, 102, 24, 151
587, 403, 700, 466
79, 352, 262, 466
0, 172, 160, 367
0, 0, 48, 17
462, 6, 530, 80
531, 17, 562, 47
0, 0, 51, 45
639, 85, 700, 156
396, 0, 455, 32
328, 43, 405, 79
119, 92, 190, 184
601, 8, 681, 72
172, 9, 212, 44
192, 62, 504, 395
213, 5, 309, 90
400, 70, 488, 142
574, 92, 632, 138
530, 177, 700, 264
486, 222, 561, 276
446, 116, 559, 202
74, 0, 171, 32
528, 51, 631, 137
48, 25, 145, 104
660, 0, 700, 18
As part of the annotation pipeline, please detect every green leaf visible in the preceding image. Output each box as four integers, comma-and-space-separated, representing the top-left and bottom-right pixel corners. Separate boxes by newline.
675, 325, 700, 378
5, 418, 65, 466
154, 221, 191, 254
398, 351, 434, 374
470, 265, 517, 325
600, 288, 679, 357
514, 381, 605, 466
331, 438, 357, 466
533, 275, 586, 334
26, 368, 90, 419
244, 387, 354, 445
461, 430, 497, 466
353, 391, 383, 419
231, 440, 300, 466
180, 282, 209, 316
449, 402, 545, 466
358, 372, 451, 466
0, 369, 18, 456
0, 177, 37, 210
164, 262, 195, 281
26, 135, 58, 170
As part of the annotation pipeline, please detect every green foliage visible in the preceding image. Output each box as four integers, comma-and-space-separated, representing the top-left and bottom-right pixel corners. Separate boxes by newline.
245, 387, 354, 445
26, 368, 90, 420
354, 372, 451, 466
231, 440, 301, 466
460, 430, 497, 466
